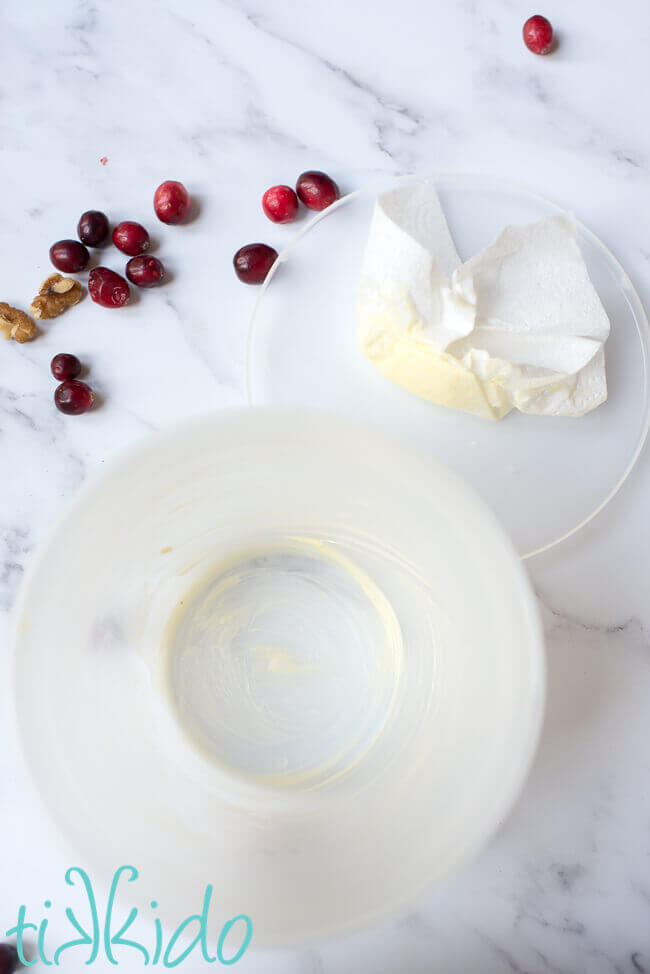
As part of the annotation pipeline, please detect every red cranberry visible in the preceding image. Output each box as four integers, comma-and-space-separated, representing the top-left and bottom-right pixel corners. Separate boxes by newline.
233, 244, 278, 285
51, 353, 82, 381
49, 239, 90, 273
112, 221, 150, 256
77, 210, 109, 247
88, 267, 130, 308
126, 255, 165, 287
296, 171, 340, 211
523, 15, 554, 54
0, 944, 20, 974
54, 380, 95, 415
153, 181, 191, 224
262, 185, 299, 224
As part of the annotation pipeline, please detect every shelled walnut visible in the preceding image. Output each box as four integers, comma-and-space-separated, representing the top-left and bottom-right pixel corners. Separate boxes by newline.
0, 302, 37, 343
30, 274, 83, 320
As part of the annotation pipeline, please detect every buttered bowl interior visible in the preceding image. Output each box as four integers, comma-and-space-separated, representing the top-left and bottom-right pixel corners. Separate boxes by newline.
10, 409, 545, 945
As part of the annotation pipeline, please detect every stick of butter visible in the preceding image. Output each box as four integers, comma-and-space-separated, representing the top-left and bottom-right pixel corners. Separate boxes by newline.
357, 180, 610, 420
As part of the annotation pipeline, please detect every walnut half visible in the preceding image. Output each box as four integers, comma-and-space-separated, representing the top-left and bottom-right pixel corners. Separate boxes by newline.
0, 302, 37, 343
30, 274, 84, 320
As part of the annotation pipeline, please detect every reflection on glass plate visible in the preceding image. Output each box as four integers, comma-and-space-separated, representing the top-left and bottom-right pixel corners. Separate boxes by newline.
247, 174, 649, 558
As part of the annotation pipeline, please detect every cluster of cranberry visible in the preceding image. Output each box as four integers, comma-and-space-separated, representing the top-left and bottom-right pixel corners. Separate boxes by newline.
49, 181, 190, 310
50, 353, 93, 415
49, 181, 191, 414
230, 13, 553, 288
233, 170, 340, 285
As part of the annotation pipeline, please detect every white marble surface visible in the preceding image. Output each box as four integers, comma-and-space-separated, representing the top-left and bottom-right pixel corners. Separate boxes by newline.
1, 0, 649, 970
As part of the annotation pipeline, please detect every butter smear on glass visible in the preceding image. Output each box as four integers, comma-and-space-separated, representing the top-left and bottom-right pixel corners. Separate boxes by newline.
357, 180, 610, 420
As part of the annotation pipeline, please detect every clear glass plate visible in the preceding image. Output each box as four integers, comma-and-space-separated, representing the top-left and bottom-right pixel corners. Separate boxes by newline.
247, 174, 650, 558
